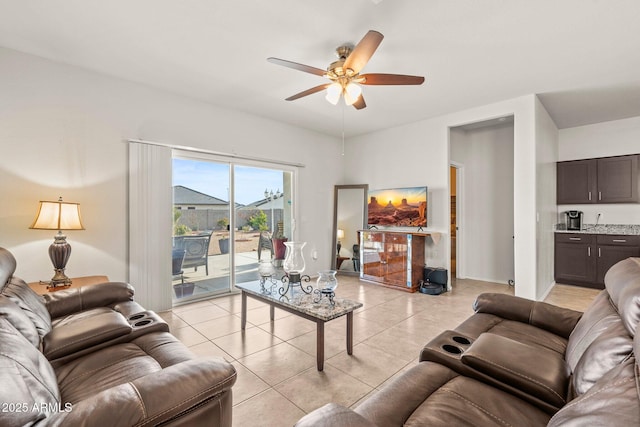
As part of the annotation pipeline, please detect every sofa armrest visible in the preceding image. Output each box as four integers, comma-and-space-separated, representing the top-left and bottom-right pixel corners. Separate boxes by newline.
295, 403, 376, 427
42, 311, 132, 360
473, 293, 583, 338
461, 333, 569, 408
45, 358, 237, 427
43, 282, 135, 318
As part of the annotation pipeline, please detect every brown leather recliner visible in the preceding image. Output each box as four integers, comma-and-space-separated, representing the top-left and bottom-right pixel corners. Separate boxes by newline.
0, 247, 237, 426
295, 257, 640, 426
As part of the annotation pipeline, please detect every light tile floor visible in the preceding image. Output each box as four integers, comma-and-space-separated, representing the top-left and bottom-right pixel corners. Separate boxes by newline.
159, 277, 599, 427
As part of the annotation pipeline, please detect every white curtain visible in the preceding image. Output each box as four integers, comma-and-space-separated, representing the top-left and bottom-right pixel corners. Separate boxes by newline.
128, 142, 173, 311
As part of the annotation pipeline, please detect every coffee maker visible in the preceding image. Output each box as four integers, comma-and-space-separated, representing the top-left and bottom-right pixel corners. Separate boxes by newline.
565, 210, 583, 231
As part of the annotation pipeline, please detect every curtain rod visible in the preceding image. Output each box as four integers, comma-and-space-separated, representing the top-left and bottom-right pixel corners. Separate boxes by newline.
126, 138, 305, 168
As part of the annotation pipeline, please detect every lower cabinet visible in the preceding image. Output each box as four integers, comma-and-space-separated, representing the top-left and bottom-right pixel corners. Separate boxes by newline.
555, 233, 640, 289
359, 230, 426, 292
554, 234, 596, 286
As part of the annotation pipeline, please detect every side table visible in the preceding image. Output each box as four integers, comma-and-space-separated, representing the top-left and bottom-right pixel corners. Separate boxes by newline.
28, 275, 110, 296
336, 256, 350, 269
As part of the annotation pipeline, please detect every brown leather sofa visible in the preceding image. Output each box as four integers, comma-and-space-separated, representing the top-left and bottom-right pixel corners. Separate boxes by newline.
0, 247, 236, 427
296, 257, 640, 426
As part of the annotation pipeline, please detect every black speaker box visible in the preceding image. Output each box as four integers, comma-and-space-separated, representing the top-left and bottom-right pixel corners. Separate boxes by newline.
423, 267, 448, 286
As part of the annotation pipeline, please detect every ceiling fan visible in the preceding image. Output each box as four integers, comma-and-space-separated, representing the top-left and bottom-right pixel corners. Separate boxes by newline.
268, 30, 425, 110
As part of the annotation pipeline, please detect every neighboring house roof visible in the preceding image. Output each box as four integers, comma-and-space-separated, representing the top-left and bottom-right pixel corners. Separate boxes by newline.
173, 185, 229, 206
242, 194, 284, 210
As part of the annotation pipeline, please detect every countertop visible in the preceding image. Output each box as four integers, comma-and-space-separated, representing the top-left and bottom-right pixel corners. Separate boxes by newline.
555, 224, 640, 235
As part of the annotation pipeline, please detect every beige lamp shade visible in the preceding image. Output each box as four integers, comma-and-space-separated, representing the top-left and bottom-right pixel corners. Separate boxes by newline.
30, 198, 84, 231
336, 229, 345, 240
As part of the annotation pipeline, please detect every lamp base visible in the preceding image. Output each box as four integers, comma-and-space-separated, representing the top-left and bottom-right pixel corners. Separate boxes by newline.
50, 269, 72, 286
48, 232, 73, 288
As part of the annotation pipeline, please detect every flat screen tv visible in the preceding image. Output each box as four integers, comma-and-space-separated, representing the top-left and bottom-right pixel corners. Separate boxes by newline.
367, 186, 427, 227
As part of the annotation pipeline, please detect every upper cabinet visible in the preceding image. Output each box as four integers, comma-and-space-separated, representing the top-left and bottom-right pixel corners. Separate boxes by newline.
557, 154, 639, 204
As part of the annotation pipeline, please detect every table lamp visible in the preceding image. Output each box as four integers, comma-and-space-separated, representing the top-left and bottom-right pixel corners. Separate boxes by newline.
30, 197, 85, 288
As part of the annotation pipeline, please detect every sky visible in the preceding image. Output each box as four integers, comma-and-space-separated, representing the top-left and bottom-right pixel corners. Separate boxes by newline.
172, 158, 285, 205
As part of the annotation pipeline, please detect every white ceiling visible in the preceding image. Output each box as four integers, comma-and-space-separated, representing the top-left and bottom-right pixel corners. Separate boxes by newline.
1, 0, 639, 137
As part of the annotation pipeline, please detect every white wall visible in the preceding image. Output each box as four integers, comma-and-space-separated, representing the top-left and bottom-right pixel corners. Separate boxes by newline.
558, 116, 640, 225
0, 47, 341, 300
450, 123, 515, 284
345, 95, 539, 300
535, 97, 559, 299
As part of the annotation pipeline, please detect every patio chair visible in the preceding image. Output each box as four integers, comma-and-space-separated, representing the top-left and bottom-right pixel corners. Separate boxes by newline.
172, 249, 187, 283
257, 230, 273, 261
175, 232, 212, 275
172, 248, 195, 298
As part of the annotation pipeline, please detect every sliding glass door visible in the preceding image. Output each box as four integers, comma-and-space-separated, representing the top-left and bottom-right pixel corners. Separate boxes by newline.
233, 165, 292, 285
171, 152, 294, 304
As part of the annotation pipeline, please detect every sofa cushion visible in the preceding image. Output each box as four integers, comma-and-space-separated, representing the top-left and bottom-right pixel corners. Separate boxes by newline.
604, 257, 640, 335
571, 319, 633, 397
55, 331, 196, 403
2, 276, 52, 340
0, 294, 40, 347
0, 317, 61, 426
565, 291, 620, 370
453, 313, 568, 355
0, 247, 17, 291
548, 354, 639, 426
355, 362, 551, 427
296, 403, 376, 427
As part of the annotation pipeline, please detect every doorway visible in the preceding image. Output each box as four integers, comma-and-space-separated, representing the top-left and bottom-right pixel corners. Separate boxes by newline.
449, 117, 515, 285
450, 165, 458, 277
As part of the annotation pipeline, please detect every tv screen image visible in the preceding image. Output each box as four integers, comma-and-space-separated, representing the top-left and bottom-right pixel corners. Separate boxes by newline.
367, 186, 427, 227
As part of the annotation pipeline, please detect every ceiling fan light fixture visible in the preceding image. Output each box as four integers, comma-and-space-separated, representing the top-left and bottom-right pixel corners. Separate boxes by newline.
325, 82, 342, 105
343, 82, 362, 106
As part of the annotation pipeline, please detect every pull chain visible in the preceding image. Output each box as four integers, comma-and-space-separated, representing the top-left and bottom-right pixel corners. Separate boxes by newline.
341, 102, 345, 156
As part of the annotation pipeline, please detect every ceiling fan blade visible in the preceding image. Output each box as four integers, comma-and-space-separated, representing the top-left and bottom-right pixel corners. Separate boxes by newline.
352, 95, 366, 110
343, 30, 384, 74
285, 84, 330, 101
267, 57, 326, 77
361, 73, 425, 85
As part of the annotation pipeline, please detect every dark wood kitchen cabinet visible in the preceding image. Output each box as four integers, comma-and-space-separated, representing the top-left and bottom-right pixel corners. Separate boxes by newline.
597, 155, 639, 203
554, 234, 596, 286
595, 235, 640, 284
557, 159, 597, 204
557, 154, 639, 204
555, 233, 640, 289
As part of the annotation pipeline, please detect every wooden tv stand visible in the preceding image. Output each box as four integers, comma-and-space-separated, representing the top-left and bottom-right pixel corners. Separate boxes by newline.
358, 230, 427, 292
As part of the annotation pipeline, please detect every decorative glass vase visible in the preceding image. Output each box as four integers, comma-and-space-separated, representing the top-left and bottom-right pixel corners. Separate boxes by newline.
283, 241, 306, 274
316, 270, 338, 293
258, 259, 275, 277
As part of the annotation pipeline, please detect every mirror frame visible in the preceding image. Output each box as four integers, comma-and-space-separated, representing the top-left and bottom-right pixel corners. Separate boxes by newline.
331, 184, 369, 275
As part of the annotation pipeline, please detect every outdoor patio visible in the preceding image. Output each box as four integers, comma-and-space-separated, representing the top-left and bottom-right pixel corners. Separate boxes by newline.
172, 231, 286, 302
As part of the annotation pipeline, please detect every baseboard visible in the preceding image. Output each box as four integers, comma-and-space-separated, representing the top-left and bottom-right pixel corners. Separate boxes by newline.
462, 276, 511, 286
537, 280, 556, 302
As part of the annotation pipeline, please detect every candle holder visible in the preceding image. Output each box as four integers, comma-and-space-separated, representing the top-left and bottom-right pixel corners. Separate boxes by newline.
278, 241, 312, 296
312, 270, 338, 306
279, 271, 313, 296
258, 260, 278, 294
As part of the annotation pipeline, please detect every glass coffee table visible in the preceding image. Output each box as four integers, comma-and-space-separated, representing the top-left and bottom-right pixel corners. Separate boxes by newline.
236, 281, 363, 371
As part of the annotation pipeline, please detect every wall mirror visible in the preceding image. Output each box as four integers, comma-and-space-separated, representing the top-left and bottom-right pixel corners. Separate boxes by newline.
332, 184, 368, 275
